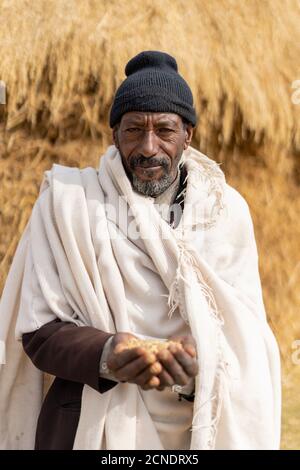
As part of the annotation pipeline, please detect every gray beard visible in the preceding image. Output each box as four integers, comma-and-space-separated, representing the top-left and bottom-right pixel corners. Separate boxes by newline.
131, 173, 175, 197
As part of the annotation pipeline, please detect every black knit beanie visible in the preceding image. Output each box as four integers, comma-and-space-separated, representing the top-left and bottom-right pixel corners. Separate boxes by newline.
109, 50, 197, 128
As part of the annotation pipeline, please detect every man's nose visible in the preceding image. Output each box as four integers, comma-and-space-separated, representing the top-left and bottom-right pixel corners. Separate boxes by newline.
139, 130, 159, 157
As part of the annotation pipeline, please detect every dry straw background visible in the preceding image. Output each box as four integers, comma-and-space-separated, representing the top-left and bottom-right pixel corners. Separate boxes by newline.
0, 0, 300, 449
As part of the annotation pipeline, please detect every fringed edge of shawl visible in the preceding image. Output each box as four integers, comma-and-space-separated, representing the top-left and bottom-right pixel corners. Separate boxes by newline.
167, 151, 227, 449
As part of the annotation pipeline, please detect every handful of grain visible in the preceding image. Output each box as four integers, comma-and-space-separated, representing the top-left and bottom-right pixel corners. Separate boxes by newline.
115, 337, 183, 355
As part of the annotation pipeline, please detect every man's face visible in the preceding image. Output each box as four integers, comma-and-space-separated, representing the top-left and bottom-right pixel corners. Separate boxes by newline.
113, 112, 193, 197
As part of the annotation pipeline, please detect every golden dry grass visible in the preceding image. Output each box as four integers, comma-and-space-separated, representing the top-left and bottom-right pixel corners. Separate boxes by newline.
0, 0, 300, 449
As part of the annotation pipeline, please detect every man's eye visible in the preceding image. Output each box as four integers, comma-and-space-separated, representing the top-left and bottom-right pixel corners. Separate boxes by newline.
126, 128, 140, 132
158, 128, 173, 133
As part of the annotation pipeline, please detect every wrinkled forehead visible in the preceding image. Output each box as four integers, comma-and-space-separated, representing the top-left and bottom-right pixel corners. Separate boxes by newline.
120, 111, 183, 127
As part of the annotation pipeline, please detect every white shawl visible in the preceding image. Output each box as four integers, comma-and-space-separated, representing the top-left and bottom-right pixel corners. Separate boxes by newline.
0, 145, 281, 450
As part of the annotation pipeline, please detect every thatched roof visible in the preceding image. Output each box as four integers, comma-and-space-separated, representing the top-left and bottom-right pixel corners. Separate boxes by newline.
0, 0, 300, 151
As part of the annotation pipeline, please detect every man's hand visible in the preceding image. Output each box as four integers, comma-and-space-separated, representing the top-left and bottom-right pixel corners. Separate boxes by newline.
106, 333, 163, 390
153, 335, 198, 392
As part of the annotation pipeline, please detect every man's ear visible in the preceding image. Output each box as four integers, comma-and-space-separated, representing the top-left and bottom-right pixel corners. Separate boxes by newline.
184, 124, 194, 150
112, 125, 119, 149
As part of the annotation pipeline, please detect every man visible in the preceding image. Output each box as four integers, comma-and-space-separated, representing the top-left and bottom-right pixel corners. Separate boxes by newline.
0, 51, 281, 450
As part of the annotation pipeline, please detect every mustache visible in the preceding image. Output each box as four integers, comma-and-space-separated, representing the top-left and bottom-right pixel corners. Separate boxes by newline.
130, 155, 169, 170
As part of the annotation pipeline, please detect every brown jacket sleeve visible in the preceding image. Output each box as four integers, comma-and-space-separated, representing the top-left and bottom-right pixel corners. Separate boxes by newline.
22, 318, 117, 393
